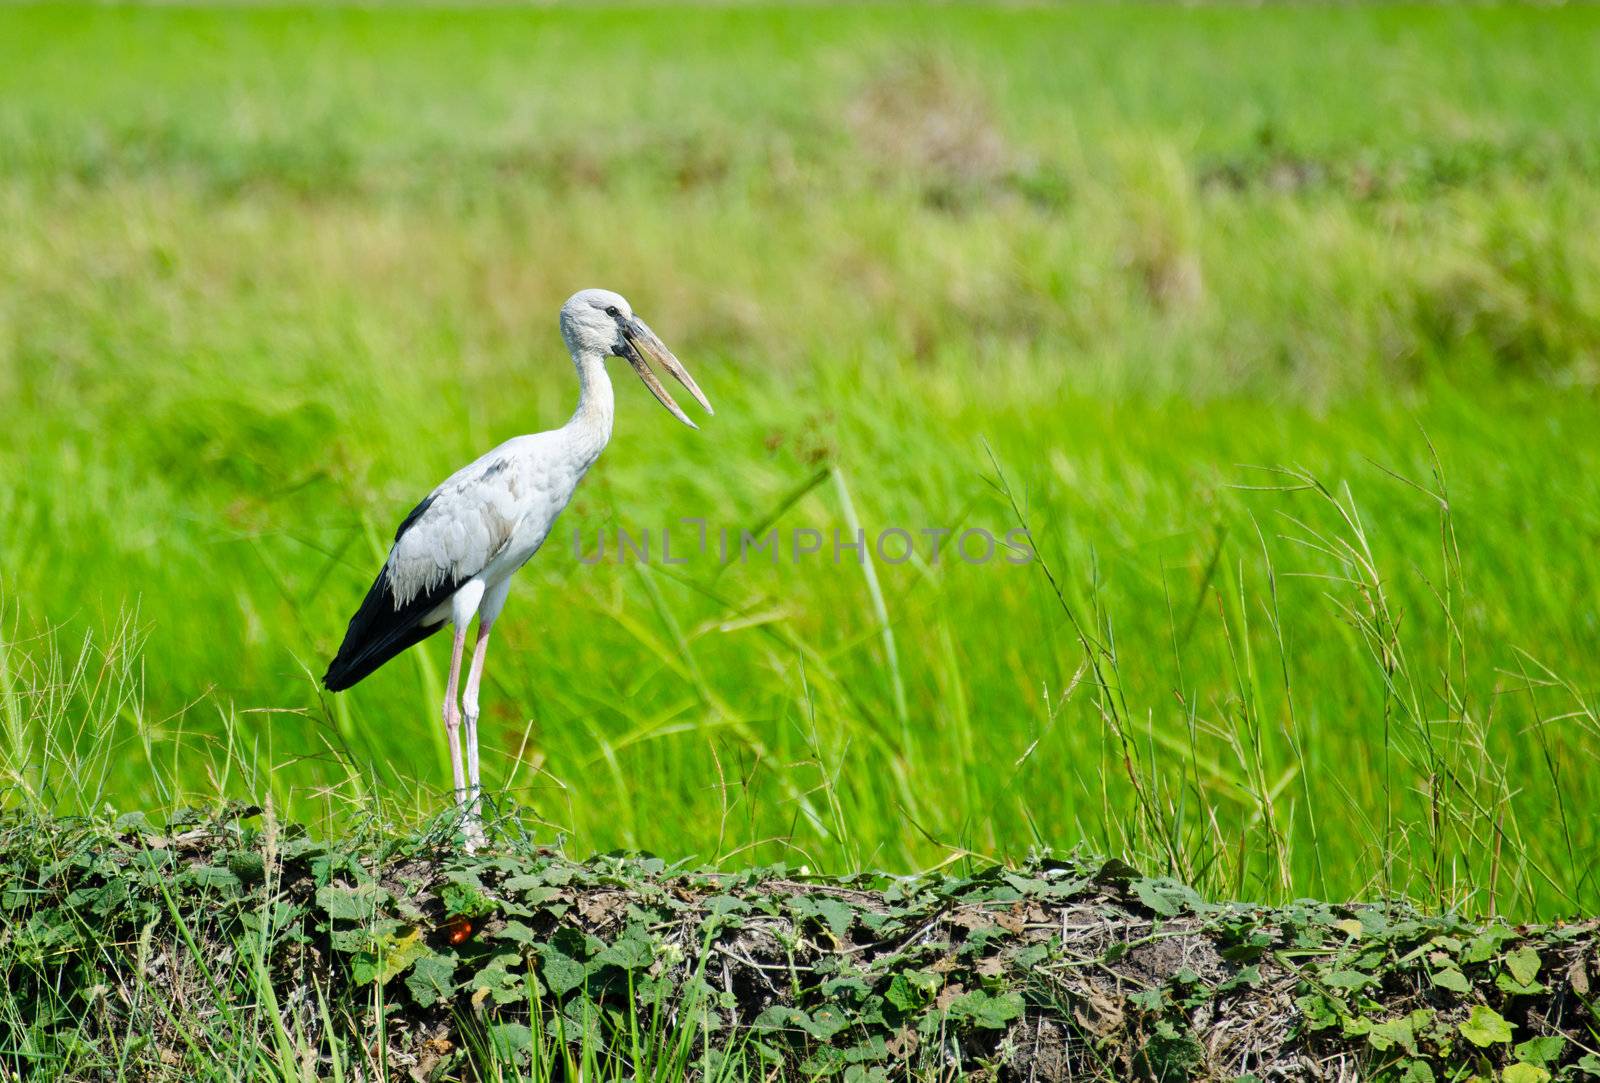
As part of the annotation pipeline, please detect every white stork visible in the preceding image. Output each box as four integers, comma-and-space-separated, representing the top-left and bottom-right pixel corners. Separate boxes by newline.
323, 289, 712, 839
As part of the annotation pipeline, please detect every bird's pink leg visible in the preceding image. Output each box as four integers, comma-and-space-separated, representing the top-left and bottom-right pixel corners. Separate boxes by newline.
442, 626, 468, 806
462, 623, 492, 817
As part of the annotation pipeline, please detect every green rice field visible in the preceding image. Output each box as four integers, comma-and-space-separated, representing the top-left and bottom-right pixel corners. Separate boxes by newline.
2, 3, 1599, 921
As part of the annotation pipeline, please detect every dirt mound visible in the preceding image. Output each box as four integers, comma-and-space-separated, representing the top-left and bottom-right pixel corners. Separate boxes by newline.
1, 806, 1594, 1081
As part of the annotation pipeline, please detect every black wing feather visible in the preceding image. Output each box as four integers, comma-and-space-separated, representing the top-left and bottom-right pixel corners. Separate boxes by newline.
322, 494, 457, 692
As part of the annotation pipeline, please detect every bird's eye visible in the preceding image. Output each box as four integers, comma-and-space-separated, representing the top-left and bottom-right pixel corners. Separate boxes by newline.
605, 306, 620, 318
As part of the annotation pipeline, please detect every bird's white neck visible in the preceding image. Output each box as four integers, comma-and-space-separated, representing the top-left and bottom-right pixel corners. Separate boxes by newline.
564, 346, 614, 464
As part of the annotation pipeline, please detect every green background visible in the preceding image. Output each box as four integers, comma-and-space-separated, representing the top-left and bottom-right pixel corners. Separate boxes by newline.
2, 4, 1598, 918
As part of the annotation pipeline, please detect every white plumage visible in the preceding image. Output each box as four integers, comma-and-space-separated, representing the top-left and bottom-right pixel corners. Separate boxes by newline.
387, 431, 593, 614
323, 288, 712, 842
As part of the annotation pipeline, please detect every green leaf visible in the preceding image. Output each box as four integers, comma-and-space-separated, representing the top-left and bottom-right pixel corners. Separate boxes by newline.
1136, 1020, 1204, 1078
1515, 1036, 1565, 1067
1128, 986, 1168, 1012
1432, 968, 1471, 993
592, 933, 653, 972
1096, 858, 1140, 883
185, 866, 242, 893
352, 928, 431, 986
814, 897, 858, 941
440, 876, 498, 920
1014, 942, 1049, 967
1497, 972, 1545, 996
405, 953, 456, 1008
804, 1004, 851, 1040
114, 811, 153, 833
1133, 877, 1202, 918
1502, 1065, 1550, 1083
487, 1023, 533, 1062
1399, 1059, 1435, 1083
885, 967, 940, 1014
753, 1005, 809, 1033
316, 882, 388, 922
844, 1066, 889, 1083
1217, 965, 1262, 993
1295, 993, 1342, 1031
521, 885, 564, 907
539, 945, 587, 997
1220, 931, 1272, 963
1504, 947, 1541, 986
493, 920, 537, 946
822, 975, 873, 1003
1462, 925, 1516, 964
946, 990, 1024, 1030
1367, 1016, 1417, 1055
1459, 1005, 1513, 1047
330, 917, 402, 954
704, 895, 748, 917
885, 974, 928, 1014
472, 951, 532, 1005
226, 851, 265, 884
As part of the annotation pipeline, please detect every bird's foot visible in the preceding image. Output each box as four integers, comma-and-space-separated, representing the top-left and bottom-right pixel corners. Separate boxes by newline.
461, 799, 488, 853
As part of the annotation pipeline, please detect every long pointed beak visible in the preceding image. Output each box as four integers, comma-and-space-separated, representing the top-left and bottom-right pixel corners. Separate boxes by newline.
621, 316, 713, 429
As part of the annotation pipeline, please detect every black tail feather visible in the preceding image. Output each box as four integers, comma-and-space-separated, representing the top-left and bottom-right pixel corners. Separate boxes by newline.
323, 569, 454, 691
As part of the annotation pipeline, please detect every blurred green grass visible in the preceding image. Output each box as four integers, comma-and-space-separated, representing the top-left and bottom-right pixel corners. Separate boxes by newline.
1, 3, 1599, 917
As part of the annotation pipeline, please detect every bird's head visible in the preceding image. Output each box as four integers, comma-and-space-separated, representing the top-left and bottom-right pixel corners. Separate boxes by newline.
559, 288, 713, 429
